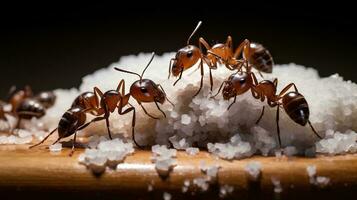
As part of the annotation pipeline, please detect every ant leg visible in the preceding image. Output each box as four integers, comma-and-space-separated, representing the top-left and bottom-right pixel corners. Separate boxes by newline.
193, 60, 204, 97
276, 106, 282, 148
255, 106, 265, 124
157, 84, 175, 107
29, 128, 58, 148
105, 114, 112, 140
209, 68, 213, 92
211, 81, 226, 99
199, 37, 211, 52
226, 36, 233, 52
168, 58, 175, 79
173, 69, 183, 86
154, 101, 166, 118
93, 87, 104, 107
227, 95, 237, 110
273, 78, 278, 87
139, 103, 159, 119
77, 116, 106, 132
233, 39, 250, 59
118, 99, 142, 148
277, 83, 299, 99
69, 131, 77, 157
116, 79, 125, 95
308, 120, 322, 139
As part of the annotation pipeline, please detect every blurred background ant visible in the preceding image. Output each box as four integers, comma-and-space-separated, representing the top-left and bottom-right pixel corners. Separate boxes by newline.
214, 70, 321, 147
2, 85, 56, 132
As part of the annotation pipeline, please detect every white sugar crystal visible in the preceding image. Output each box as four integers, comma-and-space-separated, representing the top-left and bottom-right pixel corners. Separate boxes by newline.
306, 165, 316, 178
49, 143, 62, 152
185, 147, 199, 155
271, 177, 283, 193
147, 184, 153, 192
79, 138, 134, 172
182, 179, 190, 193
315, 176, 330, 187
163, 192, 171, 200
193, 177, 210, 191
245, 161, 262, 180
151, 145, 177, 175
181, 114, 191, 125
219, 184, 234, 198
31, 53, 357, 157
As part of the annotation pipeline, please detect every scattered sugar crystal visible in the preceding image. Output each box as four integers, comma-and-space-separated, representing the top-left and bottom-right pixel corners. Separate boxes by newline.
245, 161, 262, 180
185, 147, 199, 156
151, 145, 177, 175
315, 176, 330, 187
181, 114, 191, 125
306, 165, 316, 178
49, 143, 62, 152
316, 130, 357, 155
193, 177, 210, 192
271, 177, 283, 193
147, 184, 153, 192
163, 192, 171, 200
219, 184, 234, 198
284, 146, 298, 156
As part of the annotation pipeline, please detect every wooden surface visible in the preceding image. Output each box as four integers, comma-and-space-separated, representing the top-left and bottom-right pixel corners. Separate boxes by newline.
1, 143, 357, 200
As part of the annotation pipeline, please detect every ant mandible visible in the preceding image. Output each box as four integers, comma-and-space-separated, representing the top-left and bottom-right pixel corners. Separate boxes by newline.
214, 71, 322, 147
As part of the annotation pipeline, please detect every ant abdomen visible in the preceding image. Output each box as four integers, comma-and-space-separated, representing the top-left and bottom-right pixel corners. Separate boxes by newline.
244, 42, 274, 73
34, 91, 56, 109
16, 99, 46, 119
71, 92, 96, 109
282, 92, 309, 126
58, 107, 86, 139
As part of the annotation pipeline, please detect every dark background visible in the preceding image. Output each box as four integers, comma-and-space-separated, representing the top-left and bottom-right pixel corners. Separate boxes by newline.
0, 2, 356, 97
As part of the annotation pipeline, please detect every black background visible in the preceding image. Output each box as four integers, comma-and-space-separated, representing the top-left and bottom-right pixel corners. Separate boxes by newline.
0, 2, 356, 97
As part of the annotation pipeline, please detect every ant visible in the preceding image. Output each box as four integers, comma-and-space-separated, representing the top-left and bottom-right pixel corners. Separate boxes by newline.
29, 80, 134, 155
30, 52, 172, 154
114, 52, 174, 120
169, 21, 273, 97
213, 71, 322, 147
5, 86, 56, 131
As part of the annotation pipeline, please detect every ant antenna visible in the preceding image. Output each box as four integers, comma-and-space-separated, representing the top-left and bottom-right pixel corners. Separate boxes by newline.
140, 52, 155, 81
114, 52, 155, 82
114, 68, 141, 79
187, 21, 202, 45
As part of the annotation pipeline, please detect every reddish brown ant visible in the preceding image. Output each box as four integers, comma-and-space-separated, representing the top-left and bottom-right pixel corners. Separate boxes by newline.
170, 21, 273, 97
115, 52, 174, 120
30, 53, 172, 153
213, 71, 322, 147
29, 79, 136, 155
5, 86, 56, 131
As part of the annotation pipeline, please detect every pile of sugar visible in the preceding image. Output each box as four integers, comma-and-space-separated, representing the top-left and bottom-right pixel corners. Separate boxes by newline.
78, 137, 134, 173
151, 145, 177, 176
33, 52, 357, 157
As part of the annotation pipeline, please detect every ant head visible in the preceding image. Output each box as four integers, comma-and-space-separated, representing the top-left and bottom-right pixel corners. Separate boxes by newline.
170, 21, 202, 77
35, 91, 56, 108
102, 90, 121, 112
130, 79, 165, 104
223, 72, 252, 99
172, 45, 201, 76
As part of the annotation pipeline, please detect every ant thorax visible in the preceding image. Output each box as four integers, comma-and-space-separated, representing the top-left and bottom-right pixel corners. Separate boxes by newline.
130, 79, 165, 104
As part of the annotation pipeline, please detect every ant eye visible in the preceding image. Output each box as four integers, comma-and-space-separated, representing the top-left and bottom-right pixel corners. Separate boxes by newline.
140, 87, 148, 93
239, 79, 246, 84
187, 51, 193, 58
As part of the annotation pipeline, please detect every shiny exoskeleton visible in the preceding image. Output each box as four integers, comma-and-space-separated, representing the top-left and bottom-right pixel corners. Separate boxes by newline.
29, 106, 88, 156
243, 42, 274, 73
215, 71, 321, 147
16, 99, 46, 119
34, 91, 57, 109
115, 52, 174, 147
170, 21, 273, 97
